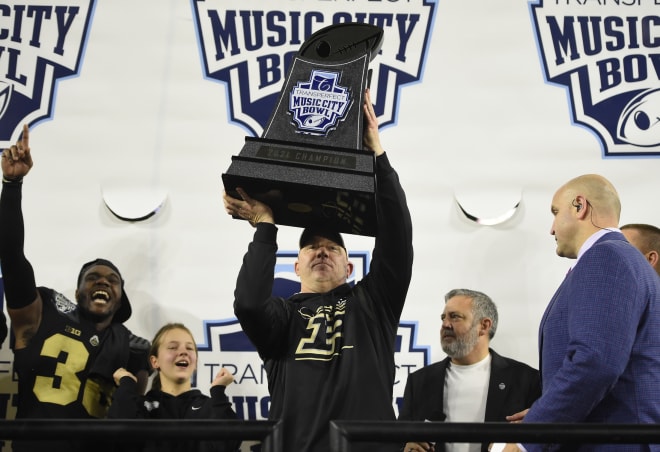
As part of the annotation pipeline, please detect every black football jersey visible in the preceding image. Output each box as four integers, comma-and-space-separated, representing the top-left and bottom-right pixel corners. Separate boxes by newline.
13, 287, 131, 420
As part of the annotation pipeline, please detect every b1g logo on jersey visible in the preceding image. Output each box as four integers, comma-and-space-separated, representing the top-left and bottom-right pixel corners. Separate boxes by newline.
290, 70, 350, 135
531, 1, 660, 156
191, 0, 437, 137
0, 1, 96, 147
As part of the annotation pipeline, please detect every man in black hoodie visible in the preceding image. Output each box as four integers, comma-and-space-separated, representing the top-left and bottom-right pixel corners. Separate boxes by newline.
223, 89, 414, 452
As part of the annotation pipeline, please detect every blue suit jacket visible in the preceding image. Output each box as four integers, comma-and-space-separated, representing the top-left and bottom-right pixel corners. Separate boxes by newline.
398, 349, 541, 452
524, 232, 660, 452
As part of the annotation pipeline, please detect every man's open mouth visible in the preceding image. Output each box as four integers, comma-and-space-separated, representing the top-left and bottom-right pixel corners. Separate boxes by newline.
91, 290, 110, 302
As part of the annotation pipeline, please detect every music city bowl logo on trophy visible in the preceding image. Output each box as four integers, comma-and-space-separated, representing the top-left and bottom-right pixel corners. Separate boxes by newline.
290, 71, 350, 134
222, 23, 385, 236
531, 0, 660, 156
0, 1, 96, 146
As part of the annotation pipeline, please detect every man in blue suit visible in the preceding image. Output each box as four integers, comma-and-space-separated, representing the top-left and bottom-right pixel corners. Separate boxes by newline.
399, 289, 541, 452
501, 174, 660, 452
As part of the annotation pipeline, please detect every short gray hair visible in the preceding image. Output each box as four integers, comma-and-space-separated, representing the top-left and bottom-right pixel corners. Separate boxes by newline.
444, 288, 498, 340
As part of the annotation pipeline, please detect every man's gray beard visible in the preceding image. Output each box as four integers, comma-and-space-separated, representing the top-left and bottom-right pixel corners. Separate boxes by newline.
441, 324, 479, 359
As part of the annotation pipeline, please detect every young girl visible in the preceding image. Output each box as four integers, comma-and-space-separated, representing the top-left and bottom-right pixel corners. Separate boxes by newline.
109, 323, 240, 452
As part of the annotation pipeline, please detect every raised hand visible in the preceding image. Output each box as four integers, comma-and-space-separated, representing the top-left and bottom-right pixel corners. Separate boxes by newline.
223, 187, 274, 226
362, 89, 384, 156
211, 367, 235, 387
2, 124, 33, 180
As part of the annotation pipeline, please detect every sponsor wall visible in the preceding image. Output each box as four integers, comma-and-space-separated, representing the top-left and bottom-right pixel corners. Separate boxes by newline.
0, 0, 659, 448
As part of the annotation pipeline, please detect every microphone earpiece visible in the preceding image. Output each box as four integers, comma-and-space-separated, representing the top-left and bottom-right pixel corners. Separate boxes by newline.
572, 199, 582, 212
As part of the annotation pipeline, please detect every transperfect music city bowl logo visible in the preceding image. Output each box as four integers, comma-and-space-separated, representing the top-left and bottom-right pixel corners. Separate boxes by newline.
531, 0, 660, 156
191, 0, 437, 137
0, 1, 96, 146
290, 70, 350, 135
194, 250, 430, 421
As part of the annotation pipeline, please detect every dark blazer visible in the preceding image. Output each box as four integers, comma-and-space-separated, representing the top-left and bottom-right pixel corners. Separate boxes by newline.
398, 349, 541, 452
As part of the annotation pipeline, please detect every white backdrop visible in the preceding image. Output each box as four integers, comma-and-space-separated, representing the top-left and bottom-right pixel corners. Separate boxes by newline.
1, 0, 659, 444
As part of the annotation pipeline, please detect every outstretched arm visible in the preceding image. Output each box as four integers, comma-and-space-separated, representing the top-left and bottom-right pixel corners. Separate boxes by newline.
227, 188, 287, 357
0, 124, 42, 349
361, 90, 414, 320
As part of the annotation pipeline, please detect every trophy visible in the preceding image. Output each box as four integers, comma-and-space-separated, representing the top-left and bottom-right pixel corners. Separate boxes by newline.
222, 23, 384, 236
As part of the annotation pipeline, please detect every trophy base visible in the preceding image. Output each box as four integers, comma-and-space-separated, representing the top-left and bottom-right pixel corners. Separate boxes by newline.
222, 137, 377, 236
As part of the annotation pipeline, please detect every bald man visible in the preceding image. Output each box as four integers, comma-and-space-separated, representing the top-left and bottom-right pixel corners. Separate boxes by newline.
500, 175, 660, 452
621, 223, 660, 277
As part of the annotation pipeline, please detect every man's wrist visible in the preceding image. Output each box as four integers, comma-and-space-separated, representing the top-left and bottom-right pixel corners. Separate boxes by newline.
2, 175, 23, 184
